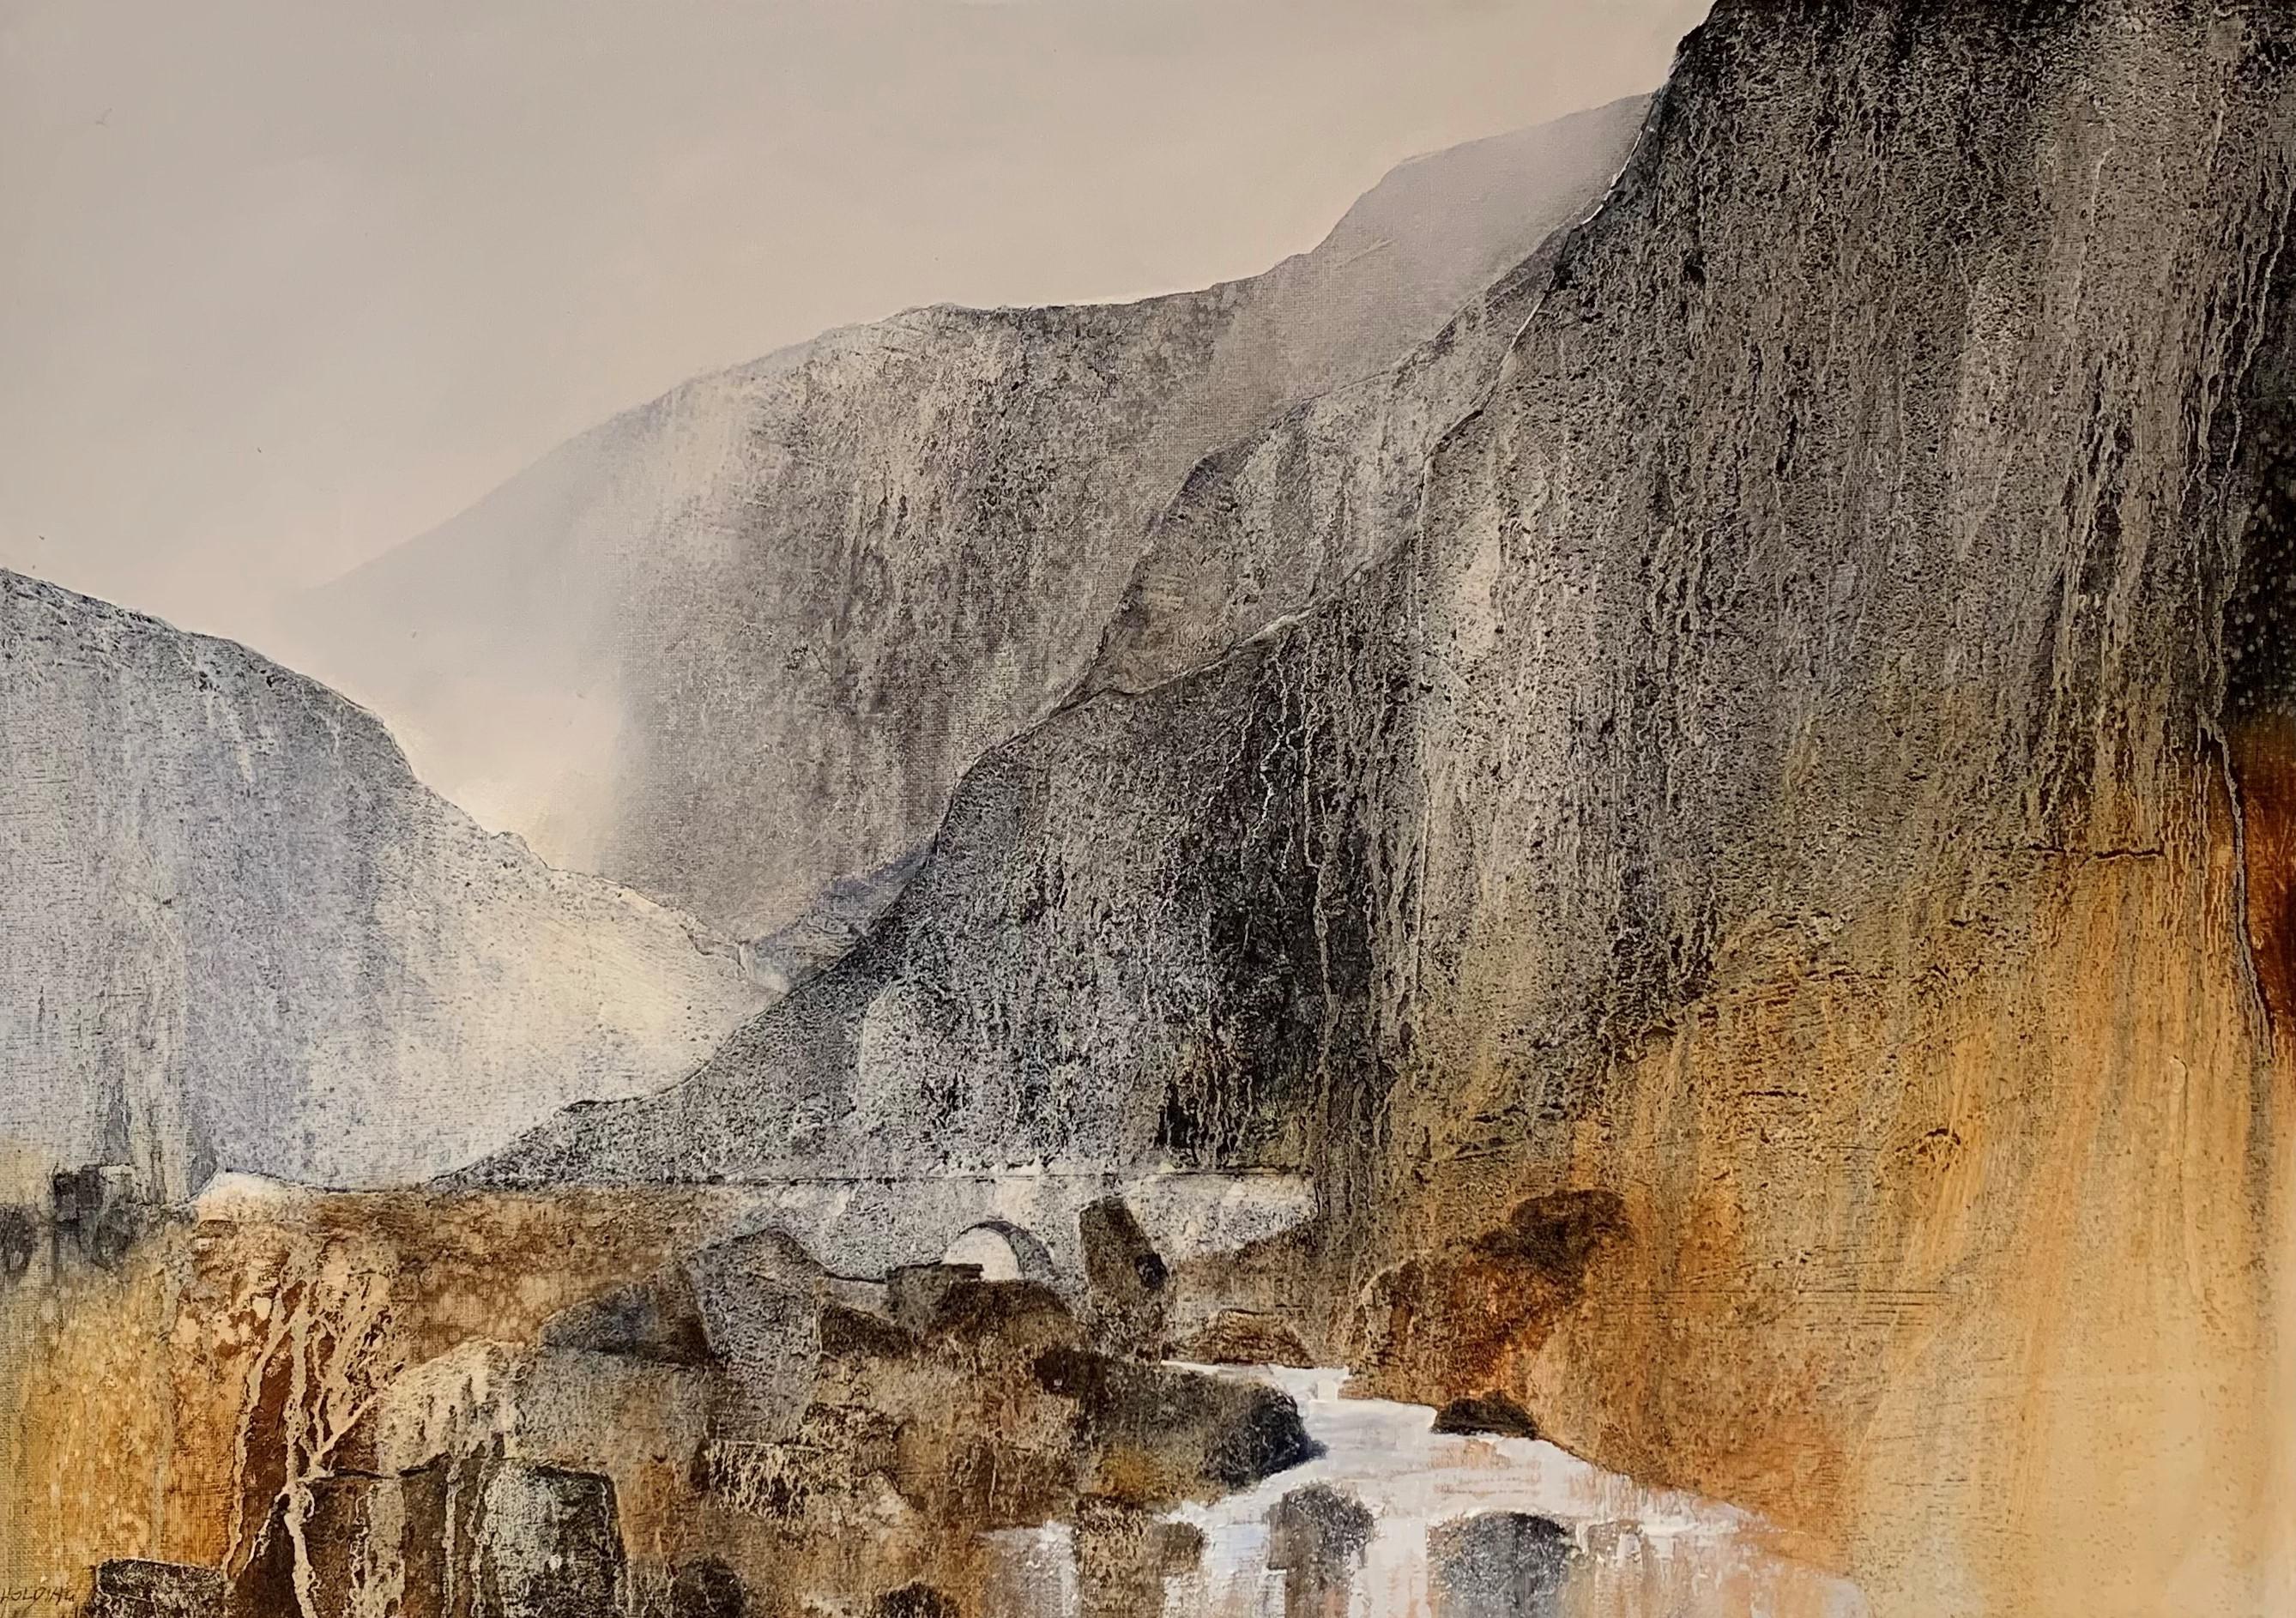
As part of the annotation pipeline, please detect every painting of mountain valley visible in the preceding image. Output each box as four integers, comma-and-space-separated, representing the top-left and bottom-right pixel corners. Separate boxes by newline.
4, 3, 2294, 1615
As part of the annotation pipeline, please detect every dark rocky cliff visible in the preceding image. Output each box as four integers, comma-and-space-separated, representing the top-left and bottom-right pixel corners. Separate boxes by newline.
281, 101, 1650, 960
479, 0, 2293, 1192
0, 572, 766, 1198
477, 3, 2296, 1610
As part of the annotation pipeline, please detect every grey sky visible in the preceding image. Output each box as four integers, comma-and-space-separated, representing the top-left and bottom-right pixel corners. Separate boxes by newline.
0, 0, 1707, 649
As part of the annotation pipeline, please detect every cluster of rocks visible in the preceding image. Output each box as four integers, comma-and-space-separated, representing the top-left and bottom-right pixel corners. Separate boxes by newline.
1260, 1487, 1574, 1618
80, 1488, 1582, 1618
81, 1458, 625, 1618
71, 1198, 1322, 1618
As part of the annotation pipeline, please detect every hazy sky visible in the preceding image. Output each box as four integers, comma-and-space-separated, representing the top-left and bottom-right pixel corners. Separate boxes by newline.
1, 0, 1707, 648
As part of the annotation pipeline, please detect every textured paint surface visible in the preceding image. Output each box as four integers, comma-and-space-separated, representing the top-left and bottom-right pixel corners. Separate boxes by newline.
472, 2, 2296, 1610
278, 100, 1649, 954
0, 573, 766, 1198
4, 2, 2295, 1615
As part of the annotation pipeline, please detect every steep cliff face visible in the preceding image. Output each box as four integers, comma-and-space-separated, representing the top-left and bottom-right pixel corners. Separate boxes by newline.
480, 3, 2296, 1611
1079, 232, 1574, 703
0, 572, 767, 1199
281, 100, 1649, 950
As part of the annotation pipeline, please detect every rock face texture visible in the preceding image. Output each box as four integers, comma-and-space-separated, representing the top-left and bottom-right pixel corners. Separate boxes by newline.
0, 572, 766, 1198
281, 100, 1650, 955
479, 2, 2296, 1612
86, 1558, 227, 1618
1426, 1513, 1573, 1618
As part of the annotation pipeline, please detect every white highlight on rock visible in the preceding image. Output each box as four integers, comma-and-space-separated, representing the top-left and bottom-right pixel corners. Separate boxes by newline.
994, 1366, 1871, 1617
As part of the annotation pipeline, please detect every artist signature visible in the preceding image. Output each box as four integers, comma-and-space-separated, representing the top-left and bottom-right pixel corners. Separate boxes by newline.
0, 1591, 75, 1609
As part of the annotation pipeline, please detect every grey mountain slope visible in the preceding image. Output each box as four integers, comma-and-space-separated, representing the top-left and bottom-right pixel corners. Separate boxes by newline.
279, 98, 1649, 950
472, 0, 2291, 1230
0, 571, 768, 1201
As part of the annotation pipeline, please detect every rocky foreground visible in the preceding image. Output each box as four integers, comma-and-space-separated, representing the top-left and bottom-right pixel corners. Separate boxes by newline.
0, 1184, 1310, 1618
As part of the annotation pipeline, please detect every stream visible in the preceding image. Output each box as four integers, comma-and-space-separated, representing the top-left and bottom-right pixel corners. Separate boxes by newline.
986, 1366, 1871, 1617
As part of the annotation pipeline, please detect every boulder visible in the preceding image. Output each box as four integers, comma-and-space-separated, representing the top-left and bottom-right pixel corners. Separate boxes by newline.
83, 1560, 224, 1618
685, 1243, 826, 1443
229, 1469, 451, 1618
1427, 1513, 1574, 1618
667, 1557, 746, 1618
1430, 1394, 1540, 1441
1176, 1310, 1314, 1370
473, 1463, 625, 1618
541, 1270, 715, 1366
1036, 1352, 1319, 1504
1078, 1198, 1169, 1359
1070, 1497, 1203, 1618
1266, 1485, 1375, 1618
